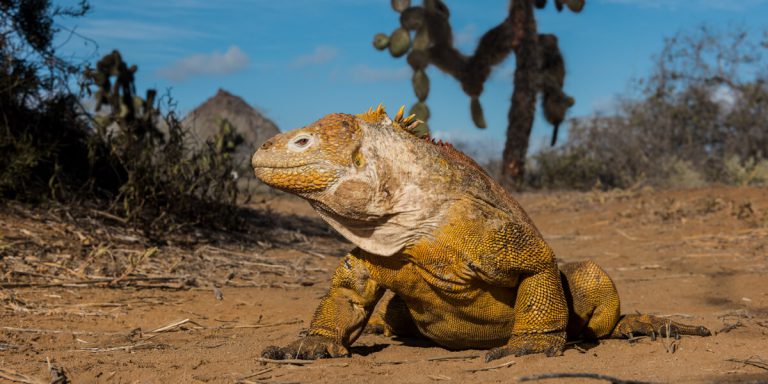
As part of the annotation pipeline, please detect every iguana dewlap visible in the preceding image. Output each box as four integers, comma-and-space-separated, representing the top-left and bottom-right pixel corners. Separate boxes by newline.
251, 105, 710, 361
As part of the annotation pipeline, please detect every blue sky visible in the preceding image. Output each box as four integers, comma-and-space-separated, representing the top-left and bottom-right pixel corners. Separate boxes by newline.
57, 0, 768, 160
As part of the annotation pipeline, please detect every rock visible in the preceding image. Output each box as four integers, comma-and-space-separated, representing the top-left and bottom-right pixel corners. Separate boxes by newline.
182, 89, 280, 168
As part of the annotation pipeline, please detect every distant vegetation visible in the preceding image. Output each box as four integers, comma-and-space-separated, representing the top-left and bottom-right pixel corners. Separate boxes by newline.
523, 25, 768, 190
1, 0, 246, 235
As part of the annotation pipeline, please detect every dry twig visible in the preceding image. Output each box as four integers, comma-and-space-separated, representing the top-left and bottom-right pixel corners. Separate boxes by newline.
76, 342, 159, 353
238, 367, 275, 381
727, 356, 768, 371
217, 319, 302, 330
718, 321, 743, 334
465, 359, 516, 373
427, 354, 479, 362
662, 321, 677, 354
149, 318, 202, 333
373, 360, 408, 366
110, 247, 158, 285
0, 367, 46, 384
256, 357, 315, 366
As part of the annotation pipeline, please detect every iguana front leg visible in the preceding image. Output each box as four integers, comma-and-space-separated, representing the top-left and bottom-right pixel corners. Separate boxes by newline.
473, 222, 569, 361
262, 249, 384, 360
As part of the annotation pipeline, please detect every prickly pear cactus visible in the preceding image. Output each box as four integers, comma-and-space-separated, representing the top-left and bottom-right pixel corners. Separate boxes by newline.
372, 0, 583, 168
372, 0, 435, 137
85, 50, 161, 142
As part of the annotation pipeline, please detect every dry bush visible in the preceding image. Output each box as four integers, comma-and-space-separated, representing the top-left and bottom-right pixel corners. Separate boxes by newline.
1, 1, 92, 199
526, 25, 768, 190
1, 2, 248, 236
722, 155, 768, 186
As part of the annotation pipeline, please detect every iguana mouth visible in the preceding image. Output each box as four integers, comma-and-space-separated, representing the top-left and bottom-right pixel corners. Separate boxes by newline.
252, 162, 318, 170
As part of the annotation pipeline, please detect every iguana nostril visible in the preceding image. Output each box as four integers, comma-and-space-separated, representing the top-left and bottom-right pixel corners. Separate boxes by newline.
261, 139, 274, 150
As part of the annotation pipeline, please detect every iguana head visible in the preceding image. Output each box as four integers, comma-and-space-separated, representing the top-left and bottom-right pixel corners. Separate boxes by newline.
251, 112, 364, 196
252, 105, 431, 256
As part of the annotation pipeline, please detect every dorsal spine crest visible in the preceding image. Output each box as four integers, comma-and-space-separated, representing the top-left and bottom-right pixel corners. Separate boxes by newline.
358, 103, 422, 133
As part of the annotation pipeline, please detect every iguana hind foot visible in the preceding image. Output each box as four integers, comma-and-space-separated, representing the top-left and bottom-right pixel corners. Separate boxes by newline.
610, 314, 711, 340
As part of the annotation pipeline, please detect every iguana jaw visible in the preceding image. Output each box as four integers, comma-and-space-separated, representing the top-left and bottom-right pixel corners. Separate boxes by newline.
251, 159, 343, 194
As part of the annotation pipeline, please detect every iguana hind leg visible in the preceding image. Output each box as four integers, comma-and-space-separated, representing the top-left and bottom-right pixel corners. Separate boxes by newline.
560, 260, 711, 341
560, 260, 621, 340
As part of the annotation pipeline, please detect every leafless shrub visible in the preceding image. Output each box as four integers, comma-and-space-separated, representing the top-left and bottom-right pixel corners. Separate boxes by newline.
526, 25, 768, 189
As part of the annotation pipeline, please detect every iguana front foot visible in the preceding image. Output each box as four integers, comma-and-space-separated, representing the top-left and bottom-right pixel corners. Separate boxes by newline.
261, 335, 349, 360
611, 314, 711, 340
485, 332, 566, 362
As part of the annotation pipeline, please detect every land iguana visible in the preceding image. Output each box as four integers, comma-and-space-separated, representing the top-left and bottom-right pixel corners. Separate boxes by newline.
251, 105, 710, 362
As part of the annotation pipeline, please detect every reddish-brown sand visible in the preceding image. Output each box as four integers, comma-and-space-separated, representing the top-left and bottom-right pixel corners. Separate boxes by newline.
1, 186, 767, 383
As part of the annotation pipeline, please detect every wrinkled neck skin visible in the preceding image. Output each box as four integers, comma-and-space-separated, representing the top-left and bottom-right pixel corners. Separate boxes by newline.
306, 120, 452, 257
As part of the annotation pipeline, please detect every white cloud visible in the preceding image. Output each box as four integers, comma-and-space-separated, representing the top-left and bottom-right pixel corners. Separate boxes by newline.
710, 85, 737, 111
348, 65, 410, 83
157, 46, 249, 82
599, 0, 768, 11
454, 24, 478, 49
76, 19, 207, 41
591, 96, 620, 114
490, 61, 516, 82
292, 45, 339, 68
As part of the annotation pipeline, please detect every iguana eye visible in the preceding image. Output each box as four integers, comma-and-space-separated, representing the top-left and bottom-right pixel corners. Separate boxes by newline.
353, 150, 365, 168
288, 134, 314, 152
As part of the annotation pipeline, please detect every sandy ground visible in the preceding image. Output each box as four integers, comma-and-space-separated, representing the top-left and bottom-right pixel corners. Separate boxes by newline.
1, 186, 767, 383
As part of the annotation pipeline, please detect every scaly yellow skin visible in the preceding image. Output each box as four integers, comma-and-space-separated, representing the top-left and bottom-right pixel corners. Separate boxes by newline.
253, 105, 710, 362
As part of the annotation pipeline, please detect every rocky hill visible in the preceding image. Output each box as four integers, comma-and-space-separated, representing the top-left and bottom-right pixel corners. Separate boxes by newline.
182, 89, 280, 168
